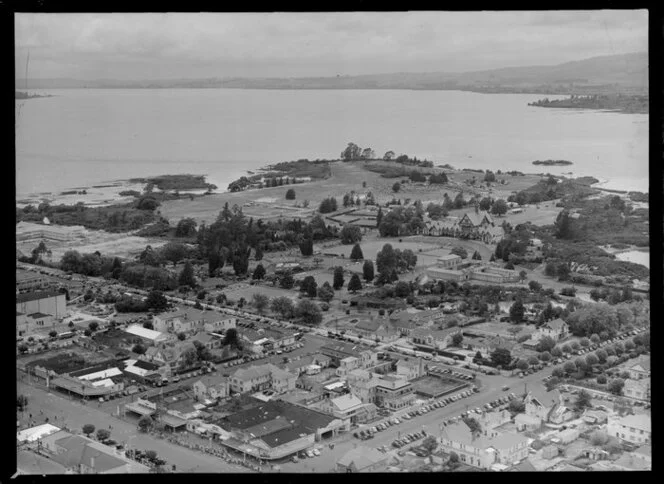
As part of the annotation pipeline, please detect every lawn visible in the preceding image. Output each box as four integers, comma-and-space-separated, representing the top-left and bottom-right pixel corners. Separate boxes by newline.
223, 283, 298, 302
322, 239, 441, 263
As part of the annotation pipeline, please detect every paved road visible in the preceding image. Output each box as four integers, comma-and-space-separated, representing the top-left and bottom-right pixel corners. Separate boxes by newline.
16, 378, 250, 473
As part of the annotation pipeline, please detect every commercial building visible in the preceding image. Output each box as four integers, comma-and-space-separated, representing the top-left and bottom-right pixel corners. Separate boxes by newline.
16, 269, 49, 292
228, 363, 296, 395
153, 308, 236, 334
16, 290, 67, 319
124, 324, 172, 345
374, 375, 414, 410
426, 260, 519, 284
336, 446, 388, 473
193, 375, 230, 402
439, 421, 529, 469
320, 341, 377, 369
623, 378, 650, 401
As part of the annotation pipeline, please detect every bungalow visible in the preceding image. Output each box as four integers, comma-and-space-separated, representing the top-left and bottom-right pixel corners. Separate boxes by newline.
625, 355, 650, 380
607, 413, 651, 445
439, 421, 529, 469
535, 318, 569, 341
623, 378, 650, 401
336, 446, 388, 473
192, 375, 230, 402
408, 327, 457, 351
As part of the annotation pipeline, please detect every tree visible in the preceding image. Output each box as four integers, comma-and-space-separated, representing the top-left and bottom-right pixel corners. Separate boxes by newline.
300, 275, 318, 298
383, 150, 395, 161
421, 435, 438, 463
341, 142, 362, 161
471, 250, 482, 260
491, 347, 512, 368
317, 282, 335, 303
552, 367, 564, 378
350, 243, 364, 261
509, 299, 525, 323
450, 246, 468, 259
491, 199, 508, 216
394, 281, 411, 298
88, 321, 99, 332
463, 417, 482, 434
175, 218, 197, 237
536, 336, 556, 353
252, 293, 269, 314
575, 390, 592, 411
333, 266, 345, 289
132, 343, 147, 355
48, 330, 58, 338
296, 299, 322, 325
138, 415, 153, 433
280, 272, 295, 289
608, 378, 625, 395
508, 399, 526, 414
451, 333, 463, 347
585, 353, 599, 366
222, 328, 241, 349
252, 264, 266, 280
392, 182, 401, 193
563, 361, 577, 374
516, 359, 529, 371
285, 188, 296, 200
590, 333, 601, 344
82, 424, 96, 437
96, 428, 111, 442
595, 349, 608, 363
376, 243, 397, 277
519, 270, 527, 282
528, 280, 542, 292
362, 260, 375, 282
318, 197, 338, 213
348, 274, 363, 293
271, 297, 295, 319
178, 332, 186, 341
429, 172, 448, 184
539, 351, 552, 362
17, 394, 29, 410
178, 260, 196, 288
146, 290, 168, 312
161, 242, 188, 267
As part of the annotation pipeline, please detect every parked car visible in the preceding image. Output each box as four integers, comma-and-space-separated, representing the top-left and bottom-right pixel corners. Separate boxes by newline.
312, 449, 321, 456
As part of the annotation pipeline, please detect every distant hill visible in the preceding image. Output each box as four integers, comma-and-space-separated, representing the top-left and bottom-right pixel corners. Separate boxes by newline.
18, 52, 647, 95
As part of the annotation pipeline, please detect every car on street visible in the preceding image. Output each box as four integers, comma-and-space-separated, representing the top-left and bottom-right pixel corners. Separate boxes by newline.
291, 456, 299, 463
312, 449, 321, 456
306, 450, 315, 458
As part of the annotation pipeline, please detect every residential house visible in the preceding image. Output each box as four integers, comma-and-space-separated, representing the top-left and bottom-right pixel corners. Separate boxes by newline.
439, 421, 529, 469
524, 388, 565, 423
140, 341, 196, 375
283, 354, 331, 376
190, 331, 223, 350
515, 414, 542, 432
535, 318, 569, 341
349, 319, 398, 342
590, 452, 651, 471
476, 409, 512, 431
336, 446, 388, 473
623, 378, 650, 401
396, 358, 425, 381
320, 341, 377, 369
193, 375, 230, 402
581, 409, 608, 425
203, 317, 237, 334
240, 327, 297, 354
374, 375, 414, 410
16, 290, 66, 319
541, 445, 560, 460
229, 363, 296, 395
607, 414, 651, 445
625, 355, 650, 380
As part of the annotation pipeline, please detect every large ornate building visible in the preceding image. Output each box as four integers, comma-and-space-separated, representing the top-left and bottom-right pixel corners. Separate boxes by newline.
420, 210, 504, 244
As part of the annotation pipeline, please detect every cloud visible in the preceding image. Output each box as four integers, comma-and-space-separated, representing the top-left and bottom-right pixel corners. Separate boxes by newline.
15, 11, 648, 79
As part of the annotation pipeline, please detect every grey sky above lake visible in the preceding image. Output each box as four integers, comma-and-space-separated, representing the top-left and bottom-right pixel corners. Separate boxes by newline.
15, 11, 648, 80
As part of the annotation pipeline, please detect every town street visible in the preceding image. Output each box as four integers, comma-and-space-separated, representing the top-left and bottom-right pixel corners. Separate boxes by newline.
16, 379, 250, 473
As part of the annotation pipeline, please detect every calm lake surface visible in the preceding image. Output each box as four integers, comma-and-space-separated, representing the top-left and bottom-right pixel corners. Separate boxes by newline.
15, 89, 648, 198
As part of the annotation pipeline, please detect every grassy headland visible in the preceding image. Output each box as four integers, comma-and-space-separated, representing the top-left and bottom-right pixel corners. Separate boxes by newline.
528, 94, 648, 114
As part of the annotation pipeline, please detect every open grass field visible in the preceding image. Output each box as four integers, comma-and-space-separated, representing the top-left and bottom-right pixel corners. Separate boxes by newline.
223, 282, 298, 302
322, 239, 443, 264
158, 161, 547, 226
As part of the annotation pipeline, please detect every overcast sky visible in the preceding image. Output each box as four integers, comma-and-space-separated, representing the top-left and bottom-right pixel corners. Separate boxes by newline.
15, 11, 648, 80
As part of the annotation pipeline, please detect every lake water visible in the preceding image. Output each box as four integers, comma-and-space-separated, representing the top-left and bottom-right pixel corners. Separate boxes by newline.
615, 250, 649, 269
15, 89, 649, 198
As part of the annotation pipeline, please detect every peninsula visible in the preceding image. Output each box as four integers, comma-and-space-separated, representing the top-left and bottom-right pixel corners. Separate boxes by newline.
528, 94, 648, 114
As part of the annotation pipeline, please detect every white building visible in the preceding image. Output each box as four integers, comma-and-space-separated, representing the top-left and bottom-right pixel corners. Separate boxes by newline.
607, 414, 651, 445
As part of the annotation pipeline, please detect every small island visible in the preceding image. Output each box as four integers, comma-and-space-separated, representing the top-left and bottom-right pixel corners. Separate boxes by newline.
528, 94, 648, 114
127, 174, 217, 191
532, 160, 573, 166
15, 91, 53, 100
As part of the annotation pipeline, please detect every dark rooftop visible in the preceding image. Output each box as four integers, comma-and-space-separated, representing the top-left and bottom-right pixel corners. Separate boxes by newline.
261, 424, 311, 448
16, 290, 62, 303
221, 400, 334, 434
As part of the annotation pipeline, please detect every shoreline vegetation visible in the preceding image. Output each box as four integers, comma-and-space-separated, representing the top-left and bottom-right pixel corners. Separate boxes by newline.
528, 94, 648, 114
127, 174, 217, 192
532, 160, 573, 166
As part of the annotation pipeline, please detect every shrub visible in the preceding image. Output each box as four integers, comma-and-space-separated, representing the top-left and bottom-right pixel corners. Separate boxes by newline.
597, 375, 607, 384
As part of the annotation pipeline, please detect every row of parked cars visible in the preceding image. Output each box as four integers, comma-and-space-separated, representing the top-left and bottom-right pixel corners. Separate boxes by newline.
442, 393, 517, 426
428, 366, 475, 381
291, 448, 321, 462
390, 430, 427, 450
